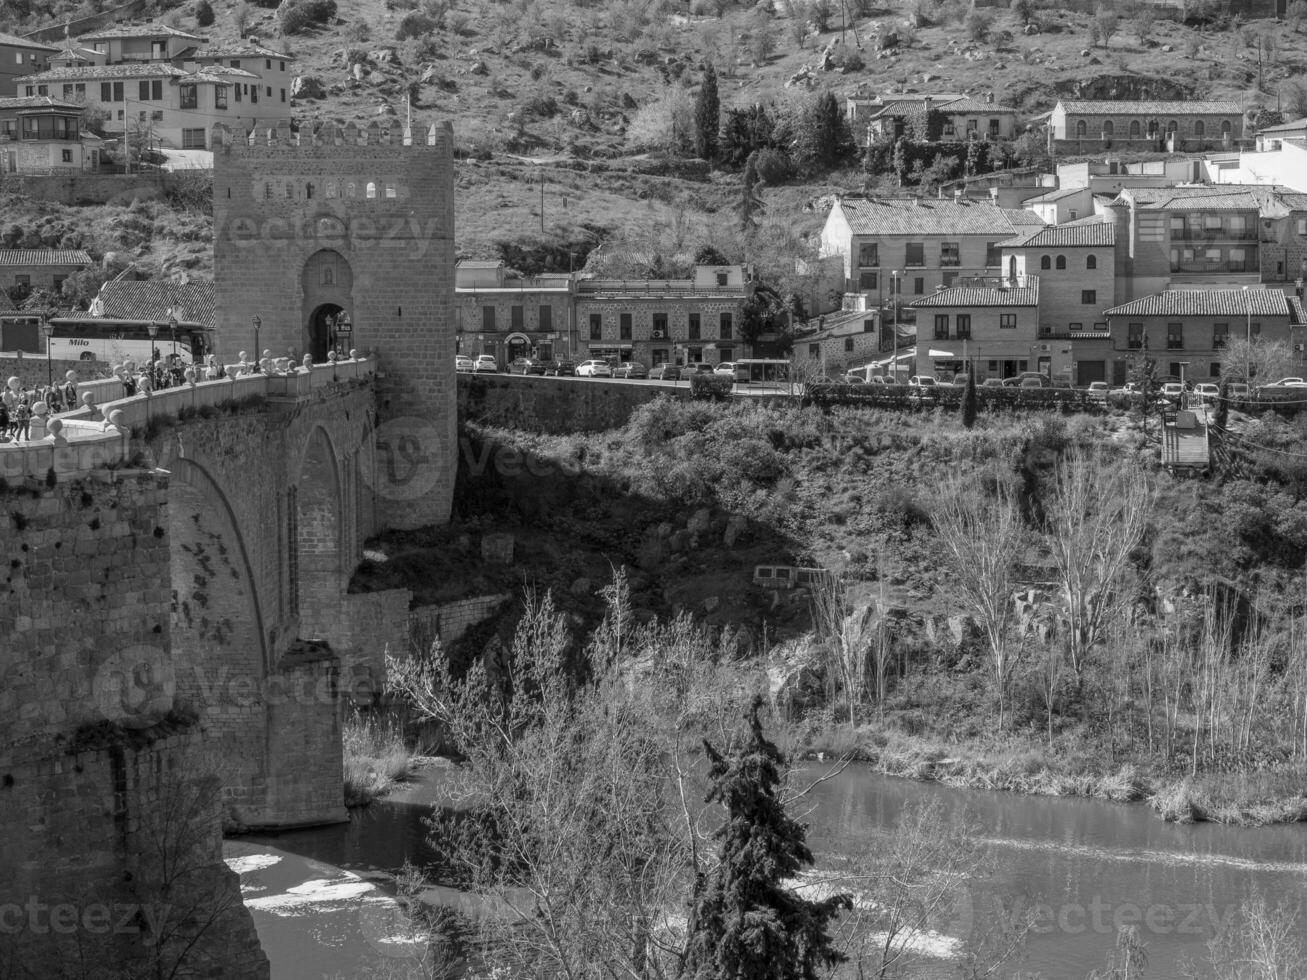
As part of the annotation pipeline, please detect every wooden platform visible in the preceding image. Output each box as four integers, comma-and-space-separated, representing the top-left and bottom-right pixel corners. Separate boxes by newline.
1162, 408, 1211, 471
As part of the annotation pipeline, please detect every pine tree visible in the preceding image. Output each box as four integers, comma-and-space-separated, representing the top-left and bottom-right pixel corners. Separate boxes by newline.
962, 368, 977, 429
694, 63, 720, 162
739, 151, 766, 233
794, 90, 855, 175
682, 696, 850, 980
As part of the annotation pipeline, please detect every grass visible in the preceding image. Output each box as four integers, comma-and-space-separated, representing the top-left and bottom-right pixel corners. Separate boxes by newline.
342, 707, 420, 807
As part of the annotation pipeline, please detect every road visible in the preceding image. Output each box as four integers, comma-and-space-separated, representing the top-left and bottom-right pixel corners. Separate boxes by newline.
460, 371, 798, 396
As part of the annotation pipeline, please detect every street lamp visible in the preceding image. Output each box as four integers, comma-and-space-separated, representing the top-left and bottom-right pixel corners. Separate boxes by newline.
168, 310, 178, 364
251, 315, 262, 371
147, 318, 159, 370
889, 270, 903, 379
40, 314, 53, 387
1242, 285, 1251, 384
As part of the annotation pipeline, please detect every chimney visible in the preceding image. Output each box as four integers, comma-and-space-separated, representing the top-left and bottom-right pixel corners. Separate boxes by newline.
923, 96, 932, 114
987, 91, 995, 104
954, 187, 963, 201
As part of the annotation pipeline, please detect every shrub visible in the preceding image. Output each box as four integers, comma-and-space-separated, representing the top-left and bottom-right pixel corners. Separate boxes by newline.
751, 146, 792, 184
447, 10, 471, 34
280, 0, 337, 35
193, 0, 214, 26
396, 10, 435, 38
233, 2, 251, 34
691, 374, 734, 400
964, 8, 993, 40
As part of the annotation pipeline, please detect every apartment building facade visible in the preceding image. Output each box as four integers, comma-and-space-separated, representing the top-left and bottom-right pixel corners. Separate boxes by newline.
847, 93, 1018, 144
0, 96, 100, 173
1050, 100, 1244, 153
1001, 221, 1119, 342
908, 277, 1047, 380
455, 260, 574, 364
0, 31, 58, 98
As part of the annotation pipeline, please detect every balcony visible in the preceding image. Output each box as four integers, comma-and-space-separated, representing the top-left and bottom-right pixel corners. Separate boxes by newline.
1169, 230, 1257, 242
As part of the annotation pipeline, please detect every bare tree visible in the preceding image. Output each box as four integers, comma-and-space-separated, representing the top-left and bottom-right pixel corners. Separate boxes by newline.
1207, 898, 1307, 979
1043, 450, 1153, 680
931, 474, 1025, 727
809, 573, 885, 726
1222, 335, 1302, 384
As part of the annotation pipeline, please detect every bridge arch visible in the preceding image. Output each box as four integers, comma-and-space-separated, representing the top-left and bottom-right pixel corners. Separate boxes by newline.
293, 423, 345, 642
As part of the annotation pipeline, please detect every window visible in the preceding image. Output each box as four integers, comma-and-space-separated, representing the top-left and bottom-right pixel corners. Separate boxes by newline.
60, 148, 71, 162
1128, 322, 1143, 349
251, 85, 257, 103
385, 182, 397, 199
266, 58, 272, 70
1194, 120, 1205, 138
215, 84, 228, 109
139, 80, 151, 101
285, 181, 294, 199
179, 84, 197, 109
1252, 321, 1261, 336
231, 59, 240, 68
1213, 322, 1228, 348
1167, 322, 1184, 349
326, 181, 337, 198
36, 85, 46, 96
942, 271, 957, 288
1130, 120, 1141, 138
716, 271, 728, 286
15, 274, 30, 288
540, 305, 552, 332
858, 243, 879, 267
281, 88, 286, 103
100, 82, 111, 101
905, 242, 924, 267
858, 270, 878, 290
234, 84, 241, 102
181, 128, 206, 149
1087, 254, 1097, 270
1040, 255, 1051, 270
280, 61, 286, 71
933, 314, 949, 339
1102, 120, 1114, 138
1081, 290, 1096, 304
13, 52, 19, 64
809, 344, 820, 359
943, 120, 956, 137
152, 80, 161, 100
986, 242, 1002, 268
263, 182, 273, 199
589, 314, 602, 340
1076, 119, 1087, 137
620, 313, 632, 340
844, 337, 854, 352
940, 242, 960, 267
1056, 255, 1067, 270
1000, 314, 1016, 330
651, 312, 667, 338
688, 313, 701, 340
366, 181, 377, 199
956, 314, 971, 339
913, 277, 924, 294
1210, 363, 1222, 378
266, 86, 272, 97
1070, 322, 1083, 331
511, 305, 524, 330
346, 181, 356, 198
688, 346, 702, 363
1298, 218, 1307, 237
62, 83, 72, 98
719, 312, 733, 340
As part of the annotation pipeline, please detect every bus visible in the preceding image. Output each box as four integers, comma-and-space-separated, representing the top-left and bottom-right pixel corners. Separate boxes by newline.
732, 358, 791, 385
46, 316, 214, 367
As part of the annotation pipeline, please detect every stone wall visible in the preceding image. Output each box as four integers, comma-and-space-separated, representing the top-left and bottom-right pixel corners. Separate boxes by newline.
0, 173, 182, 206
0, 473, 267, 978
458, 373, 684, 434
409, 593, 510, 651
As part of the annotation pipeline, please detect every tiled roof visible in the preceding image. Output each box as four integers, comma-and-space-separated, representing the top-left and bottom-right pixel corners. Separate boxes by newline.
1119, 184, 1307, 212
1256, 116, 1307, 136
457, 259, 504, 268
94, 279, 216, 329
1024, 185, 1086, 204
78, 23, 207, 42
836, 197, 1044, 236
0, 249, 90, 266
909, 279, 1039, 308
861, 94, 1015, 118
0, 32, 59, 51
192, 64, 260, 80
797, 309, 878, 342
1004, 208, 1048, 227
25, 64, 188, 82
192, 43, 291, 59
1289, 296, 1306, 325
0, 96, 85, 112
1058, 100, 1242, 115
1001, 222, 1115, 248
941, 96, 1017, 114
1105, 289, 1290, 318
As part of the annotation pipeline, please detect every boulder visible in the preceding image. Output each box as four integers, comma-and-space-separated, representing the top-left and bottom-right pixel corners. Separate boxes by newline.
703, 595, 720, 613
470, 60, 489, 75
291, 75, 326, 99
723, 515, 748, 547
370, 47, 400, 64
687, 508, 712, 536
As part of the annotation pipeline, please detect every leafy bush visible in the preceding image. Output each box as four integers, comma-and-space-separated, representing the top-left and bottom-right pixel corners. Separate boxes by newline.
396, 11, 436, 39
280, 0, 337, 34
751, 147, 792, 184
964, 8, 993, 40
193, 0, 214, 26
691, 374, 734, 400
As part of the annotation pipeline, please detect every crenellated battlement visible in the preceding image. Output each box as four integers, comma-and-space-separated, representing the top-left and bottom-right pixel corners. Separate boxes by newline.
212, 119, 454, 152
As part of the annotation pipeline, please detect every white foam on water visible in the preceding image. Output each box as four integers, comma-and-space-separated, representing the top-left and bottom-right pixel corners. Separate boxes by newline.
244, 875, 377, 915
978, 836, 1307, 876
225, 853, 283, 875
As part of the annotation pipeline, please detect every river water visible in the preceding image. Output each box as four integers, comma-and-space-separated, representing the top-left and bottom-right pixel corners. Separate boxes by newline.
228, 763, 1307, 979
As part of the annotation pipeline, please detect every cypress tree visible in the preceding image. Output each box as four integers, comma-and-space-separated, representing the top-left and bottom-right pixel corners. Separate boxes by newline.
682, 696, 850, 980
1214, 376, 1229, 431
694, 63, 720, 162
962, 368, 978, 428
739, 151, 766, 233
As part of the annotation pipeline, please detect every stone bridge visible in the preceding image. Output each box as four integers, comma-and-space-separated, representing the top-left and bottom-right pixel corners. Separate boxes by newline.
0, 360, 431, 976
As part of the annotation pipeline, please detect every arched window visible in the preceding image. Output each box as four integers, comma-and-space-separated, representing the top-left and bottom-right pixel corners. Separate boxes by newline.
306, 182, 315, 199
1222, 120, 1232, 137
1193, 120, 1205, 138
263, 182, 273, 200
1075, 119, 1087, 138
1167, 119, 1178, 135
321, 265, 334, 286
1147, 120, 1159, 138
1055, 255, 1066, 270
346, 182, 356, 198
325, 181, 337, 198
1102, 120, 1114, 138
366, 181, 377, 199
1087, 254, 1097, 270
1040, 255, 1051, 270
1129, 120, 1141, 138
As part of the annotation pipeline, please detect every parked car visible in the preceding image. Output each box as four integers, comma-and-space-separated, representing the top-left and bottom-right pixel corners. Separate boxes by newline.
868, 375, 894, 385
1019, 375, 1048, 388
473, 354, 498, 373
576, 359, 613, 378
907, 375, 939, 389
981, 378, 1005, 388
714, 362, 737, 378
613, 361, 649, 379
842, 372, 866, 384
1158, 381, 1190, 403
649, 363, 682, 381
1227, 382, 1251, 400
691, 363, 717, 375
455, 355, 475, 373
542, 359, 575, 376
1263, 377, 1307, 387
1086, 381, 1109, 402
508, 357, 546, 376
1192, 382, 1220, 405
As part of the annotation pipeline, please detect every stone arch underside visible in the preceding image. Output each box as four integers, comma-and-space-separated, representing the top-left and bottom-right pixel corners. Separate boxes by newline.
295, 424, 344, 646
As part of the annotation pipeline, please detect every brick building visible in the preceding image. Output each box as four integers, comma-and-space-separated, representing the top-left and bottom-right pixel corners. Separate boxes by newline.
0, 248, 92, 298
455, 259, 573, 365
794, 307, 883, 377
0, 31, 58, 97
1104, 287, 1305, 382
0, 95, 100, 173
211, 117, 456, 530
1000, 220, 1119, 343
847, 92, 1018, 143
1049, 100, 1244, 153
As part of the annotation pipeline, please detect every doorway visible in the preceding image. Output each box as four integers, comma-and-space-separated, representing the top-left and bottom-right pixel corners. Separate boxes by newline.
308, 303, 343, 362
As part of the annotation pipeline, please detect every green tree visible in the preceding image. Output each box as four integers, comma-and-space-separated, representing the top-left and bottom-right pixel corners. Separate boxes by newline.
794, 90, 854, 174
1291, 0, 1307, 31
193, 0, 215, 26
1214, 376, 1230, 430
962, 368, 977, 428
720, 103, 775, 169
694, 62, 720, 162
739, 150, 765, 232
682, 696, 850, 980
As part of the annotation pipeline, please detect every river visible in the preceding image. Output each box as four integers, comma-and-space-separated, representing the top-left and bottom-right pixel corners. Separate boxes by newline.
226, 763, 1307, 979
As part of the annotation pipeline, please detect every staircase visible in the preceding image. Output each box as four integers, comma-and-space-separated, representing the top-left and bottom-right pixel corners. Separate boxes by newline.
1161, 406, 1211, 473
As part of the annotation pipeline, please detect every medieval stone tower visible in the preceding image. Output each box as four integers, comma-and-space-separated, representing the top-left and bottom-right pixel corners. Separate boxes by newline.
211, 119, 456, 529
